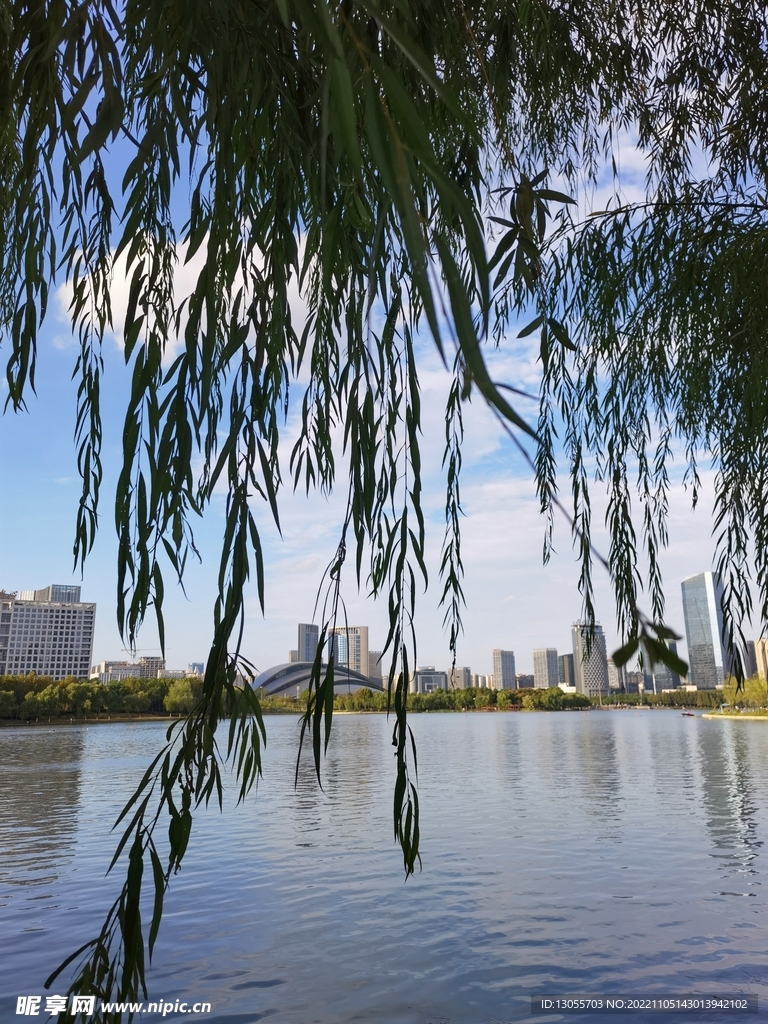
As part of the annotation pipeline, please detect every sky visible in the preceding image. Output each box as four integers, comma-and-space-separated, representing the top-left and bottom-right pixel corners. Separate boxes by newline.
0, 134, 748, 678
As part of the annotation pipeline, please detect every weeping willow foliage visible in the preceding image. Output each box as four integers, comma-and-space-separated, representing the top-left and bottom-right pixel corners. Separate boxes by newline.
2, 0, 767, 1016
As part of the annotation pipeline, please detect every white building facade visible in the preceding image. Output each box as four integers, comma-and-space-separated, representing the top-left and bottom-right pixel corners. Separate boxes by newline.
492, 649, 516, 689
0, 585, 96, 681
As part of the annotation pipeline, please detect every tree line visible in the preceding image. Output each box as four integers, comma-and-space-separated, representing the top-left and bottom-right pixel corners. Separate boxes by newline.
0, 675, 204, 720
0, 676, 753, 722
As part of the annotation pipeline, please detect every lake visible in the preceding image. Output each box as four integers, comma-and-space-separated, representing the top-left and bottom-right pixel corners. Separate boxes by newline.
1, 710, 767, 1022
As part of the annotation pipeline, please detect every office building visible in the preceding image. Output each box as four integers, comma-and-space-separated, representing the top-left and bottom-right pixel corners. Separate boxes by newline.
681, 572, 729, 689
651, 640, 681, 691
572, 622, 609, 697
368, 650, 383, 683
298, 623, 319, 663
411, 666, 448, 693
90, 660, 136, 684
533, 648, 559, 689
516, 673, 534, 688
471, 673, 488, 689
288, 649, 300, 663
624, 671, 644, 694
330, 625, 369, 676
756, 639, 768, 682
607, 657, 625, 692
558, 654, 575, 687
492, 649, 516, 689
139, 656, 165, 678
0, 585, 96, 681
188, 662, 205, 676
449, 665, 472, 689
744, 641, 758, 680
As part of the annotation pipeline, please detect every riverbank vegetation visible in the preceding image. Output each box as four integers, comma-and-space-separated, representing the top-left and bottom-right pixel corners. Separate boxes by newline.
0, 675, 203, 721
1, 676, 733, 721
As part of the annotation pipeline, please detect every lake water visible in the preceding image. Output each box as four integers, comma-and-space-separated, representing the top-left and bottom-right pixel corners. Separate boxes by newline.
1, 710, 767, 1023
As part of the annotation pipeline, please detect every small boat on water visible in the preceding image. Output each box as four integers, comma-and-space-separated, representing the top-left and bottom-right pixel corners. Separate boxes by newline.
682, 711, 695, 717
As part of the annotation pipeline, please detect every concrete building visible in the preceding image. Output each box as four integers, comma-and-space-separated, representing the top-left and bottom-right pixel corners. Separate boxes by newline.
756, 639, 768, 682
0, 585, 96, 681
572, 622, 609, 697
288, 649, 300, 663
411, 666, 448, 693
448, 665, 472, 689
90, 660, 136, 684
472, 673, 488, 689
681, 572, 729, 689
368, 650, 383, 684
516, 673, 534, 688
558, 653, 575, 687
330, 625, 369, 677
139, 656, 165, 678
188, 662, 205, 676
607, 657, 626, 692
533, 648, 559, 689
298, 623, 319, 663
492, 649, 516, 689
651, 640, 681, 692
744, 641, 758, 680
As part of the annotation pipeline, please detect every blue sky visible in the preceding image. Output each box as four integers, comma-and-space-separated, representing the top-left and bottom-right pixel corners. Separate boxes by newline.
0, 133, 737, 677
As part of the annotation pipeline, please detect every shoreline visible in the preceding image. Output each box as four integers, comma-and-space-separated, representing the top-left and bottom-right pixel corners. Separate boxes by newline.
0, 705, 712, 727
701, 712, 768, 721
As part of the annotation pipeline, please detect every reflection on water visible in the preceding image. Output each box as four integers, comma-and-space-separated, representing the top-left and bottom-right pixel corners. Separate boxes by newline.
1, 714, 768, 1023
0, 728, 84, 894
698, 725, 762, 879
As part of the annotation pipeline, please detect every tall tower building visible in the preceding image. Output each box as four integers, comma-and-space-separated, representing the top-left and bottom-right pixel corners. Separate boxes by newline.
680, 572, 729, 689
533, 648, 559, 689
651, 640, 681, 692
607, 657, 626, 692
756, 639, 768, 682
558, 653, 575, 687
298, 623, 319, 663
492, 649, 516, 689
0, 585, 96, 681
572, 623, 609, 697
330, 625, 369, 676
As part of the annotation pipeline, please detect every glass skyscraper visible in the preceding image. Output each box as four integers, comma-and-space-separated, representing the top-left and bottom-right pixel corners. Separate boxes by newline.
680, 572, 728, 689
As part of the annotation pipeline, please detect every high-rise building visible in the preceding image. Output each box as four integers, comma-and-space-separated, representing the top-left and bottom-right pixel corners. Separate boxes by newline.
492, 649, 516, 689
188, 662, 205, 676
572, 622, 609, 696
288, 649, 300, 663
298, 623, 319, 663
744, 641, 758, 680
0, 585, 96, 680
471, 673, 488, 689
368, 650, 383, 683
449, 665, 472, 689
681, 572, 729, 689
756, 639, 768, 682
558, 653, 575, 687
533, 648, 559, 689
515, 673, 534, 688
606, 657, 626, 692
651, 640, 681, 692
330, 625, 369, 676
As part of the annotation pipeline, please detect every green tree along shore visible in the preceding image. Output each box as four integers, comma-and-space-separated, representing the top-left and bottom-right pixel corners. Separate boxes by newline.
4, 676, 754, 721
